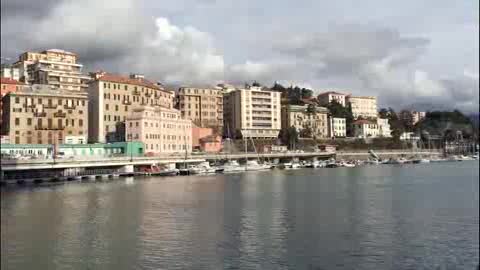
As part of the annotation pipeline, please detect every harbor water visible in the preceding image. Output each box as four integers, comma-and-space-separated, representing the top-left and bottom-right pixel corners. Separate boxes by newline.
1, 161, 479, 269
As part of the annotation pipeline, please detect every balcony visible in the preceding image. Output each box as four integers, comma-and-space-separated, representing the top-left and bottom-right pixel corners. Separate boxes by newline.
54, 112, 66, 118
34, 112, 46, 117
123, 100, 132, 105
145, 93, 152, 98
133, 90, 141, 96
64, 104, 76, 110
43, 104, 57, 109
23, 104, 36, 109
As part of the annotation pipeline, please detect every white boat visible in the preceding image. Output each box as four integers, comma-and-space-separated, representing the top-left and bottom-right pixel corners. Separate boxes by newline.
245, 160, 271, 171
306, 160, 323, 168
338, 161, 356, 168
412, 158, 430, 164
386, 158, 408, 164
187, 165, 207, 174
222, 160, 245, 173
280, 162, 301, 169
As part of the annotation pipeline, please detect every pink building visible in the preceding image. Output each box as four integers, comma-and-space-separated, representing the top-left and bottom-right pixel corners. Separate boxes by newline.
192, 126, 213, 148
199, 135, 222, 153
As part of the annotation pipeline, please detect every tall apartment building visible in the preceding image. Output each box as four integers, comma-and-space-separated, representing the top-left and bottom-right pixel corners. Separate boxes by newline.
88, 72, 175, 143
281, 105, 329, 139
1, 78, 25, 132
224, 86, 281, 139
1, 65, 20, 81
125, 106, 192, 154
12, 49, 91, 91
346, 96, 378, 119
317, 91, 347, 107
328, 117, 347, 138
1, 85, 88, 144
176, 87, 224, 130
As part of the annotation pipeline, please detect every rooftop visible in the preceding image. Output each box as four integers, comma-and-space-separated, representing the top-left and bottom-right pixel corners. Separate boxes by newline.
318, 91, 347, 96
43, 49, 77, 56
353, 119, 376, 125
93, 72, 166, 91
1, 77, 24, 85
12, 84, 88, 98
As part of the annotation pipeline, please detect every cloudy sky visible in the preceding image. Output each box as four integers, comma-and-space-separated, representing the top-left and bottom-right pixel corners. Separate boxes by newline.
1, 0, 478, 112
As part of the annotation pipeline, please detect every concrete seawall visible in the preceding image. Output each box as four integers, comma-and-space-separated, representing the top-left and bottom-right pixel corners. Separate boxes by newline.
336, 150, 442, 160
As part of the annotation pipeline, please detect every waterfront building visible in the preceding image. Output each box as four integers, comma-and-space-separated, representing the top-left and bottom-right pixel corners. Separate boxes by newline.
223, 85, 281, 139
0, 142, 144, 158
1, 78, 25, 132
317, 91, 347, 107
199, 135, 222, 153
377, 118, 392, 137
87, 72, 175, 143
399, 110, 426, 126
176, 87, 224, 129
328, 117, 347, 138
12, 49, 91, 91
281, 104, 329, 139
1, 84, 88, 144
1, 65, 20, 81
125, 106, 192, 155
346, 95, 378, 119
352, 119, 379, 138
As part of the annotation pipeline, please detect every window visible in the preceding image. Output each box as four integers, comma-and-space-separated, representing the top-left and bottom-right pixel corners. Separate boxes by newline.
106, 104, 109, 110
79, 119, 83, 127
115, 105, 118, 111
15, 97, 20, 104
57, 119, 62, 129
15, 118, 20, 125
58, 99, 62, 105
79, 110, 83, 114
72, 119, 75, 127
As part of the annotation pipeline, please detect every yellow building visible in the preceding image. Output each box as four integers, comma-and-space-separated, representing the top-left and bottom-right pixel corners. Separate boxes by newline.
223, 85, 281, 139
87, 72, 175, 143
176, 87, 224, 129
13, 49, 91, 92
346, 95, 378, 119
1, 84, 88, 144
125, 106, 192, 154
281, 105, 329, 139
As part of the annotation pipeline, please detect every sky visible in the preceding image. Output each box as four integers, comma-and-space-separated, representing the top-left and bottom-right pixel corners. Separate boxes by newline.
1, 0, 478, 112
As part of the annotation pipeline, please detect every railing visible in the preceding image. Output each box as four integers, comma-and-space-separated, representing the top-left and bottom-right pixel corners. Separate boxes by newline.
64, 104, 76, 110
34, 112, 46, 117
54, 112, 67, 118
123, 100, 132, 105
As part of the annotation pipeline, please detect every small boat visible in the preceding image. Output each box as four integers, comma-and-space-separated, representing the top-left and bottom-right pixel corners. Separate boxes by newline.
412, 158, 430, 164
188, 165, 207, 175
222, 160, 245, 173
280, 162, 301, 170
338, 161, 356, 168
325, 161, 338, 168
245, 160, 271, 171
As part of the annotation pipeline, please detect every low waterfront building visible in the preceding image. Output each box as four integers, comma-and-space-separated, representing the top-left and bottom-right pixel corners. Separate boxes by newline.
0, 142, 144, 158
223, 85, 281, 139
317, 91, 347, 107
377, 118, 392, 137
88, 72, 175, 143
125, 106, 192, 155
1, 84, 88, 144
176, 87, 224, 130
13, 49, 91, 91
346, 95, 378, 119
352, 119, 379, 138
281, 104, 329, 139
328, 117, 346, 138
1, 78, 25, 132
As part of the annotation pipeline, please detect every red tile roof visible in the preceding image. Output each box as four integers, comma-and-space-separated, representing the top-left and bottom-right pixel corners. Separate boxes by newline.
95, 73, 163, 91
318, 91, 347, 96
353, 119, 375, 125
0, 78, 24, 85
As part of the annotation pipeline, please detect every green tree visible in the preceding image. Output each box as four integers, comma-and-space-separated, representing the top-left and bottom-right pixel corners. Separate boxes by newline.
378, 108, 389, 118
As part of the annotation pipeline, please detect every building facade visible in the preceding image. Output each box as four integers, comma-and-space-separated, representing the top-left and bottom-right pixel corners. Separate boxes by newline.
281, 104, 329, 139
328, 117, 347, 138
88, 72, 175, 143
224, 86, 281, 139
317, 91, 347, 107
1, 78, 25, 132
1, 66, 20, 81
13, 49, 91, 91
125, 106, 192, 155
352, 119, 379, 138
377, 118, 392, 137
176, 87, 224, 129
346, 96, 378, 119
399, 110, 426, 126
2, 85, 88, 145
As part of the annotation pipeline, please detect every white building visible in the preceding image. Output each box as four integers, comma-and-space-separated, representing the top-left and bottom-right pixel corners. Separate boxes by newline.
317, 91, 347, 107
125, 106, 192, 154
328, 117, 347, 138
223, 85, 281, 139
377, 118, 392, 137
346, 96, 378, 119
0, 66, 20, 81
353, 120, 379, 138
